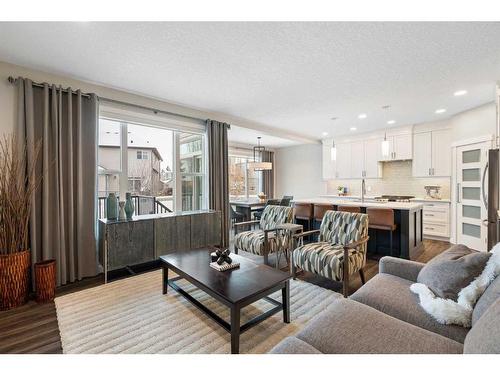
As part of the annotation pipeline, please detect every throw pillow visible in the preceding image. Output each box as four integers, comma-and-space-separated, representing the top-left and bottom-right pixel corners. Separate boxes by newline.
417, 244, 491, 301
410, 243, 500, 327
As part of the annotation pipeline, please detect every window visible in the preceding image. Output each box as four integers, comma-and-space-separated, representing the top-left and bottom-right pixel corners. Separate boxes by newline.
97, 117, 207, 218
179, 133, 205, 211
229, 155, 263, 200
136, 150, 149, 160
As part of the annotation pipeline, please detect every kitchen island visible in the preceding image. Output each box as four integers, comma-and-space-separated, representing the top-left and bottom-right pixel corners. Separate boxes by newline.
293, 198, 424, 260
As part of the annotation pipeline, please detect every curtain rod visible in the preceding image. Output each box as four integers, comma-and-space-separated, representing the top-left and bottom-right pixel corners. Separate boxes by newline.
8, 76, 92, 98
8, 76, 229, 128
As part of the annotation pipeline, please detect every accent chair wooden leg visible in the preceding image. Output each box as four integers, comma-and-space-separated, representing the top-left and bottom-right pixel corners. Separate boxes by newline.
291, 256, 297, 279
342, 246, 350, 298
263, 252, 269, 265
234, 246, 238, 255
359, 268, 366, 285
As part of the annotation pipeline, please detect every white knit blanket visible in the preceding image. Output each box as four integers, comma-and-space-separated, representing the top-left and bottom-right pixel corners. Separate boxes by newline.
410, 243, 500, 327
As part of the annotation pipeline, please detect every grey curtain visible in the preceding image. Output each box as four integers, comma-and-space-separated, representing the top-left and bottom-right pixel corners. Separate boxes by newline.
262, 150, 274, 199
16, 78, 98, 286
207, 119, 230, 248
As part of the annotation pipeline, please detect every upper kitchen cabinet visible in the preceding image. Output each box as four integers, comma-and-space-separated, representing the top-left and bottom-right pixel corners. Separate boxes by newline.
321, 138, 383, 180
363, 138, 383, 178
336, 142, 352, 179
431, 129, 452, 176
322, 139, 337, 180
412, 132, 432, 176
350, 140, 365, 178
412, 129, 452, 177
378, 133, 413, 161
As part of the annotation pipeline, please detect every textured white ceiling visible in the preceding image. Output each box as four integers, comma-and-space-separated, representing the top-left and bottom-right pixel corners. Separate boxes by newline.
0, 22, 499, 143
228, 126, 298, 148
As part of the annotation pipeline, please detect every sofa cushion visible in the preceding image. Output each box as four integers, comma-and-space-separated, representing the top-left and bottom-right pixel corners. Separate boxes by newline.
350, 273, 469, 343
472, 275, 500, 325
269, 337, 323, 354
294, 299, 463, 354
417, 244, 491, 301
465, 298, 500, 353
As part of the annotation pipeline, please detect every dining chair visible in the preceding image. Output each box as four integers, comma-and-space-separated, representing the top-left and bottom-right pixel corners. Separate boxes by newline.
280, 195, 294, 206
253, 199, 280, 221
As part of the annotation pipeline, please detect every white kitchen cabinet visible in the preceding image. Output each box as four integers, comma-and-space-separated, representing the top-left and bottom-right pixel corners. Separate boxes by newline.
412, 132, 432, 176
412, 129, 451, 177
421, 201, 450, 239
431, 129, 452, 176
393, 134, 413, 160
378, 133, 413, 161
321, 139, 337, 180
363, 138, 383, 178
336, 142, 352, 179
350, 141, 365, 178
321, 139, 382, 180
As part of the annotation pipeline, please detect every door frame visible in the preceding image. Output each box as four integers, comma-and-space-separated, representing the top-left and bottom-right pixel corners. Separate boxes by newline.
450, 135, 495, 245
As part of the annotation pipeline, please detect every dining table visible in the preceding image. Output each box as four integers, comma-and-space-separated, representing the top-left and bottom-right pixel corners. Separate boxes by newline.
230, 199, 266, 222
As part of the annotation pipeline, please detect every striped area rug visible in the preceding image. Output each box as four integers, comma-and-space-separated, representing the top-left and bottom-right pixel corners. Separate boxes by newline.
55, 270, 341, 354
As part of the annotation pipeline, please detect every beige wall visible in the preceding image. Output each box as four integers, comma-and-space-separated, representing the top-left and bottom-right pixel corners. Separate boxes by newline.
274, 143, 326, 199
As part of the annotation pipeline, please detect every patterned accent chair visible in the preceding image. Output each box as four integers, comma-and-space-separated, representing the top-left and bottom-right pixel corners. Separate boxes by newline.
291, 210, 369, 297
234, 205, 293, 265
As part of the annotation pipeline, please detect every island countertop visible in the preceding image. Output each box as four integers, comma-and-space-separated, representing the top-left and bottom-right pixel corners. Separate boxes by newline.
293, 197, 424, 211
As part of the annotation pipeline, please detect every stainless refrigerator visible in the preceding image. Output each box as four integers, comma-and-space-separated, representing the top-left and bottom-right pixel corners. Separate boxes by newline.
485, 148, 499, 250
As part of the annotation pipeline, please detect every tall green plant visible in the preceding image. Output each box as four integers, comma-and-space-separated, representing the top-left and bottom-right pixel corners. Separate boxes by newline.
0, 134, 41, 255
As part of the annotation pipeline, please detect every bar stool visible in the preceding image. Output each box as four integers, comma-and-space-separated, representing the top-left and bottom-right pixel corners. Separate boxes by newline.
366, 207, 397, 256
293, 203, 314, 233
313, 203, 335, 229
337, 205, 361, 213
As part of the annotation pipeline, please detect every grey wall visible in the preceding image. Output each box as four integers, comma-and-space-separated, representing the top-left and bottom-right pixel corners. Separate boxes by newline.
274, 143, 325, 199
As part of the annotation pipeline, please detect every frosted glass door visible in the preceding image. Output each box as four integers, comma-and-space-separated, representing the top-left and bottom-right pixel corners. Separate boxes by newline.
456, 142, 489, 251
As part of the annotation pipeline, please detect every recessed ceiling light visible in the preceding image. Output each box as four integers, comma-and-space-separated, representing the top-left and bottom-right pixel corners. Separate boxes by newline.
387, 120, 396, 125
321, 132, 329, 137
331, 117, 338, 121
350, 127, 357, 131
435, 108, 447, 114
454, 90, 467, 96
358, 114, 367, 119
381, 105, 391, 110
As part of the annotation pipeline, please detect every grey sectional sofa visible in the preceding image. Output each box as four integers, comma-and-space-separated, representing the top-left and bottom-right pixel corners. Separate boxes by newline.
270, 256, 500, 354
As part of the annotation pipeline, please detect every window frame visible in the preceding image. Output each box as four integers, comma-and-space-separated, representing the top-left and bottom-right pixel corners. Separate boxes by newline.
98, 114, 208, 213
228, 153, 263, 200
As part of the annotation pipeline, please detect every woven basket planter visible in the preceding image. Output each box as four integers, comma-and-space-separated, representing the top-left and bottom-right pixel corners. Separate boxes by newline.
0, 250, 31, 310
34, 259, 56, 303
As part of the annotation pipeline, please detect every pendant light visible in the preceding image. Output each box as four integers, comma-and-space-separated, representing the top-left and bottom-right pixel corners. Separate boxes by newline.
381, 106, 391, 158
248, 137, 273, 171
330, 139, 337, 161
381, 131, 390, 157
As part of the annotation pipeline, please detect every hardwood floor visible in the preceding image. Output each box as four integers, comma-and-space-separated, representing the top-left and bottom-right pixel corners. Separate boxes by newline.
0, 239, 450, 354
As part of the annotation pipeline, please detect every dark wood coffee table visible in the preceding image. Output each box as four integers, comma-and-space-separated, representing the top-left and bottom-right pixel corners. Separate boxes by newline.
160, 248, 291, 354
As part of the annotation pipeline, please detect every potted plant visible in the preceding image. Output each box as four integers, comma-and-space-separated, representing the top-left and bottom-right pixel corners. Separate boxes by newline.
0, 134, 41, 310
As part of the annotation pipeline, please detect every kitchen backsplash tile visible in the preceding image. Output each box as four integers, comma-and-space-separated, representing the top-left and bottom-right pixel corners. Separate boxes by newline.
326, 160, 451, 199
